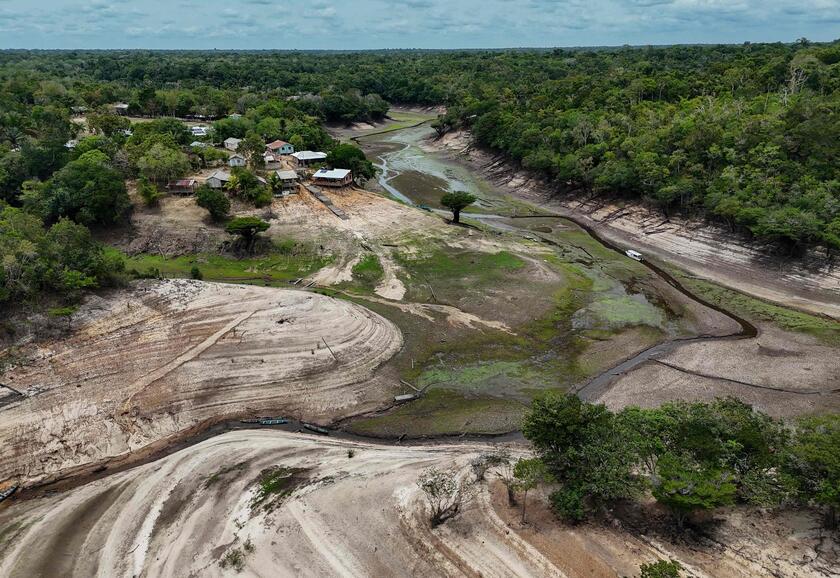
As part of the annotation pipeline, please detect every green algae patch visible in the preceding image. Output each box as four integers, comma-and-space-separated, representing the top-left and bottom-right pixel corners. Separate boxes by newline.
348, 388, 525, 437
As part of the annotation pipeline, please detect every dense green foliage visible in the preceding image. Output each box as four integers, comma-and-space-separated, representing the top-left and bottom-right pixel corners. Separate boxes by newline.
0, 205, 123, 307
4, 42, 838, 253
523, 394, 837, 528
640, 559, 683, 578
326, 143, 375, 182
195, 184, 230, 222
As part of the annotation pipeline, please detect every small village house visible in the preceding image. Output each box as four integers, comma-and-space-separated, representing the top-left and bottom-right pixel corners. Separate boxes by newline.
274, 169, 299, 195
266, 140, 295, 155
224, 137, 242, 151
191, 126, 209, 137
312, 168, 353, 188
206, 170, 231, 189
291, 150, 327, 167
263, 152, 280, 168
190, 141, 208, 148
228, 153, 247, 167
167, 179, 198, 195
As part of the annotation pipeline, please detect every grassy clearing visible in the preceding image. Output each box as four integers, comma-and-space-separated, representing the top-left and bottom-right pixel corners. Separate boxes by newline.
394, 245, 526, 302
676, 273, 840, 345
110, 240, 330, 286
349, 388, 526, 437
351, 254, 385, 287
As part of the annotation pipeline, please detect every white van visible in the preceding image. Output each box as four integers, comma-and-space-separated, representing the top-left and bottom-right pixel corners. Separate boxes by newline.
625, 249, 644, 261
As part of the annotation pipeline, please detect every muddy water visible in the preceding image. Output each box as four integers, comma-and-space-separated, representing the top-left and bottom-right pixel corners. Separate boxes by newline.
357, 121, 756, 402
359, 124, 502, 211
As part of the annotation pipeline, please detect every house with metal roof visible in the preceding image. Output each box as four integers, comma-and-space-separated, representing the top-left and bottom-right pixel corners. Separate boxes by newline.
274, 169, 300, 195
291, 151, 327, 166
206, 170, 231, 189
223, 137, 242, 151
228, 153, 247, 167
312, 168, 353, 188
167, 179, 198, 195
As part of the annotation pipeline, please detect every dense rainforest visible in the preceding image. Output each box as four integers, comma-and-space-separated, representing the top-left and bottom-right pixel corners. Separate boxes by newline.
1, 42, 839, 309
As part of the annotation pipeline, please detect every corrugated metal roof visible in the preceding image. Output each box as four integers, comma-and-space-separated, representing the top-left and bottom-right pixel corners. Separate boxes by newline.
292, 151, 327, 161
314, 168, 351, 180
208, 170, 231, 181
275, 170, 298, 180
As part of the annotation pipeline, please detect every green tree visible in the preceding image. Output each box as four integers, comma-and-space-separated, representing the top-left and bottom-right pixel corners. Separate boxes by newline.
225, 216, 270, 253
87, 113, 131, 137
787, 415, 840, 529
523, 394, 641, 521
137, 177, 162, 207
513, 458, 552, 523
195, 185, 230, 222
45, 150, 130, 226
326, 143, 375, 182
137, 143, 190, 184
440, 191, 476, 224
651, 452, 737, 529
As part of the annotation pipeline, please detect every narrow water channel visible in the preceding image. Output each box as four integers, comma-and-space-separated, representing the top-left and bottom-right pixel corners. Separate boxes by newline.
356, 121, 757, 401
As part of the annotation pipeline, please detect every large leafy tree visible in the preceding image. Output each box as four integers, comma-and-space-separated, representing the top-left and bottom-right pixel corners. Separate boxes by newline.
43, 150, 130, 226
522, 394, 642, 521
440, 191, 476, 224
137, 143, 190, 184
325, 143, 375, 182
225, 216, 269, 253
195, 184, 230, 222
787, 415, 840, 529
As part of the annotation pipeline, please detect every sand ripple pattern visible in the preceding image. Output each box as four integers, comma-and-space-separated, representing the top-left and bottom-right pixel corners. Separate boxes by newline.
0, 280, 402, 485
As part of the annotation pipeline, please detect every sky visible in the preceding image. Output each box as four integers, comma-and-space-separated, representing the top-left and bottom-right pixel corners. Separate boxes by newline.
0, 0, 838, 49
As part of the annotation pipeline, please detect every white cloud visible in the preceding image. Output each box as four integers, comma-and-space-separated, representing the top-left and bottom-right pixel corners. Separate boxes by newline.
0, 0, 838, 48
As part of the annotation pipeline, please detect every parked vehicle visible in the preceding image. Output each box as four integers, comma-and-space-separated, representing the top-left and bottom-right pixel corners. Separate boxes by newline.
625, 249, 644, 261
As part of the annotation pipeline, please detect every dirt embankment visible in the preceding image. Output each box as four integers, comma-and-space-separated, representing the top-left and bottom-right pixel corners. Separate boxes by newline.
426, 130, 840, 321
0, 280, 403, 487
0, 430, 834, 578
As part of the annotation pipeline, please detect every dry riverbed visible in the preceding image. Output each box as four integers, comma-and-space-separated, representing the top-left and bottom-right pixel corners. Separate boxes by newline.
0, 430, 834, 578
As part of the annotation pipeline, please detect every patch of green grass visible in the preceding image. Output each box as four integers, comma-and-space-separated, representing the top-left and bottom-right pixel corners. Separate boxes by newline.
351, 253, 385, 287
394, 246, 525, 301
349, 388, 525, 437
250, 466, 306, 513
578, 295, 665, 330
111, 242, 330, 286
677, 274, 840, 345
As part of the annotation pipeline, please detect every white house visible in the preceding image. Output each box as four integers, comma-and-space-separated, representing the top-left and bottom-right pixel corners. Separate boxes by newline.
206, 170, 231, 189
313, 168, 353, 188
291, 151, 327, 166
224, 137, 242, 151
266, 139, 295, 155
191, 126, 209, 137
190, 141, 208, 148
228, 153, 247, 167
